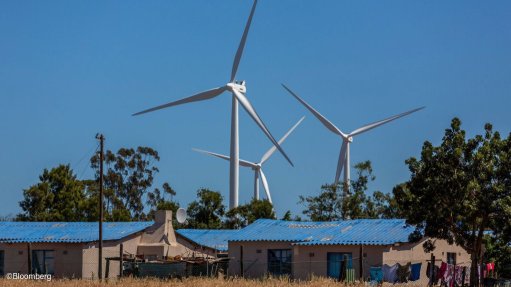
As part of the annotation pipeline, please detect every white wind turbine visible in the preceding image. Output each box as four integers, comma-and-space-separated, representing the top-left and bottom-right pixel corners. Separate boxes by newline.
193, 117, 305, 204
282, 84, 424, 190
133, 0, 293, 210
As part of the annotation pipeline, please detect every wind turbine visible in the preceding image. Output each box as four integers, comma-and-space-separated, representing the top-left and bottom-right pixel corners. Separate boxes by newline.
132, 0, 294, 210
282, 84, 424, 190
193, 117, 305, 204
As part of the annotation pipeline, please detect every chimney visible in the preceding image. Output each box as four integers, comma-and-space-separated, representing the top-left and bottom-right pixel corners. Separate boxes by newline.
155, 210, 172, 225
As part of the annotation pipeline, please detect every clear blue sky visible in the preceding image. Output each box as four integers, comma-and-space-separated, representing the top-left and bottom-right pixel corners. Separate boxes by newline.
1, 0, 510, 218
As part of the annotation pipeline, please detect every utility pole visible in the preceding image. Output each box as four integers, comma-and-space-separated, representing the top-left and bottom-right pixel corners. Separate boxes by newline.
96, 133, 105, 281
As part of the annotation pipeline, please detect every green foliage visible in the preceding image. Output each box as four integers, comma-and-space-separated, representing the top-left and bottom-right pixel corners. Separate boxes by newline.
394, 118, 511, 285
90, 146, 161, 221
299, 161, 398, 221
224, 199, 276, 228
299, 183, 343, 221
146, 183, 180, 226
186, 188, 226, 229
17, 165, 87, 221
484, 235, 511, 278
281, 210, 302, 221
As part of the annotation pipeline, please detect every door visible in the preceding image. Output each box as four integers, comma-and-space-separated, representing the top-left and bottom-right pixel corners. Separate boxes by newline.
327, 252, 353, 279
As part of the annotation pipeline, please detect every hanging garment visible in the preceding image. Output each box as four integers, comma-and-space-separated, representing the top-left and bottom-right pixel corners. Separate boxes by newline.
464, 266, 470, 285
383, 264, 399, 283
410, 262, 422, 281
440, 262, 453, 287
397, 262, 411, 283
487, 262, 495, 272
454, 265, 463, 286
370, 266, 383, 283
427, 262, 440, 285
444, 264, 454, 287
439, 262, 448, 281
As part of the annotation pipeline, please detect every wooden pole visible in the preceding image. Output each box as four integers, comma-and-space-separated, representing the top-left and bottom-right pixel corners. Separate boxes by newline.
240, 245, 244, 277
359, 245, 364, 281
429, 253, 435, 287
96, 134, 105, 281
27, 243, 32, 274
119, 243, 124, 278
105, 258, 110, 279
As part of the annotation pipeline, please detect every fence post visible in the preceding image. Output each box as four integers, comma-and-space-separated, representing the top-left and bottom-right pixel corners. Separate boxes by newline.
240, 245, 244, 277
119, 243, 124, 278
359, 245, 364, 281
105, 258, 110, 279
27, 243, 32, 274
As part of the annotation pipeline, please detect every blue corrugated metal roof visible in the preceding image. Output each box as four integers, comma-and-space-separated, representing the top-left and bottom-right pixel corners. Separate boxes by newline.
176, 229, 239, 252
0, 221, 153, 243
228, 219, 415, 246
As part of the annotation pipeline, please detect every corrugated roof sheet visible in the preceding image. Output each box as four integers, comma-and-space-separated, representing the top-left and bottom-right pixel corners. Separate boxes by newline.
0, 221, 153, 243
176, 229, 239, 252
228, 219, 415, 246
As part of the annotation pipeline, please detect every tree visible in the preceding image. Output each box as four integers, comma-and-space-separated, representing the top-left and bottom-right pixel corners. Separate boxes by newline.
146, 182, 180, 224
394, 118, 511, 286
484, 235, 511, 278
299, 183, 343, 221
281, 210, 302, 221
18, 165, 87, 221
224, 199, 276, 228
187, 188, 226, 229
299, 161, 397, 220
90, 146, 161, 221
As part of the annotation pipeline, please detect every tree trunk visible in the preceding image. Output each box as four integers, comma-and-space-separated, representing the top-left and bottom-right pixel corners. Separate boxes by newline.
470, 252, 478, 287
470, 220, 487, 287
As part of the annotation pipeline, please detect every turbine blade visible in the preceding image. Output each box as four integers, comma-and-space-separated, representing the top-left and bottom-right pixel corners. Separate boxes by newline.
132, 87, 226, 116
192, 148, 230, 162
230, 0, 258, 82
334, 141, 347, 187
260, 116, 305, 164
232, 89, 294, 167
192, 148, 256, 168
259, 169, 272, 204
348, 106, 425, 137
281, 84, 346, 137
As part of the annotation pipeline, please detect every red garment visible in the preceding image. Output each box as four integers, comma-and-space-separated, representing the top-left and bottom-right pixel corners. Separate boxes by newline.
487, 262, 495, 272
438, 262, 447, 281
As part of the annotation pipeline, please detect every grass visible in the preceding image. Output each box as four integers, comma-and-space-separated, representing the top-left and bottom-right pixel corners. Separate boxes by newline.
0, 277, 422, 287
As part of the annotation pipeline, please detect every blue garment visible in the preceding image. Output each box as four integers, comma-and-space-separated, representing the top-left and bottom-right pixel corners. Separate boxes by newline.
370, 266, 383, 283
383, 264, 399, 283
410, 263, 422, 281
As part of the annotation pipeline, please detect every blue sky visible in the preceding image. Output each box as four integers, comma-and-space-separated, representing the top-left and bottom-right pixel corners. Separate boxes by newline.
1, 0, 510, 218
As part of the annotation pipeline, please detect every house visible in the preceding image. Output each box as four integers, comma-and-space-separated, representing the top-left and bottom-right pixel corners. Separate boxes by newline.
227, 219, 471, 284
175, 229, 239, 258
0, 210, 216, 279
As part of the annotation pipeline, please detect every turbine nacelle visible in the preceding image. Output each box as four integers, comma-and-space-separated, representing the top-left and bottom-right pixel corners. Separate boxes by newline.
227, 81, 247, 94
282, 83, 424, 189
193, 116, 305, 205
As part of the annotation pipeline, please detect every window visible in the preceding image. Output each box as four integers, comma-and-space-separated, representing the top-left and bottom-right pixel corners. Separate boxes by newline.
0, 250, 4, 276
32, 250, 55, 275
327, 252, 353, 279
268, 249, 292, 276
447, 252, 456, 265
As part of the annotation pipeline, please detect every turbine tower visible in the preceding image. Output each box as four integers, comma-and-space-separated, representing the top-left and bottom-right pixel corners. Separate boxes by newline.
282, 84, 424, 190
193, 117, 304, 204
133, 0, 294, 210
